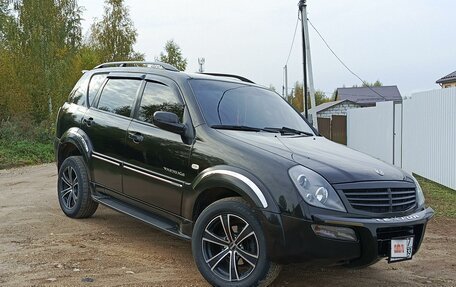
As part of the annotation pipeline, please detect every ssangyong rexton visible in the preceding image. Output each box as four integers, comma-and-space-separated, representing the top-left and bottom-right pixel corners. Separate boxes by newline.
54, 61, 434, 286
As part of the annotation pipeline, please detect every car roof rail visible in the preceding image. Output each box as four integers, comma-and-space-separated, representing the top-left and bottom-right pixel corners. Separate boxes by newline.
198, 73, 255, 84
94, 61, 179, 72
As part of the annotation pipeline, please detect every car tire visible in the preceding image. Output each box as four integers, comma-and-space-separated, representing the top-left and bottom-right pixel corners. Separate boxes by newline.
192, 197, 281, 287
57, 156, 98, 218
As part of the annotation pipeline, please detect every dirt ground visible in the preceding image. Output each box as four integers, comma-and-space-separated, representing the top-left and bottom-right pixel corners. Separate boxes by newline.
0, 164, 455, 287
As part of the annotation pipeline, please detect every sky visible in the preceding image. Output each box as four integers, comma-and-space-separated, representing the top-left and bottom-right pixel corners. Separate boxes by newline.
78, 0, 456, 98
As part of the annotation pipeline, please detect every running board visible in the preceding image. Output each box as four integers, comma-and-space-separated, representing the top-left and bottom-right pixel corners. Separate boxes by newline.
92, 194, 191, 241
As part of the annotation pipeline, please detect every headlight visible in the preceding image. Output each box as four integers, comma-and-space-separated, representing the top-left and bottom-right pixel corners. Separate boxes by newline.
289, 165, 346, 212
411, 175, 425, 206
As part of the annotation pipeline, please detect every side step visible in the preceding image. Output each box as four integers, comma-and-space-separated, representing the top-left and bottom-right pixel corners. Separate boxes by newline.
92, 194, 191, 241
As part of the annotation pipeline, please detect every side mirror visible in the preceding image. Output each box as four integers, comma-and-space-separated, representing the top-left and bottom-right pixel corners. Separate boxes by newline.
153, 111, 186, 135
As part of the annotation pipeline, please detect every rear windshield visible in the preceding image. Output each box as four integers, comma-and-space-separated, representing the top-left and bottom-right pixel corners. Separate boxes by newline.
189, 79, 314, 133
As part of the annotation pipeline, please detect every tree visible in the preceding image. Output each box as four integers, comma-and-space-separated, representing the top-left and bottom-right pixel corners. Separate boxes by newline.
362, 80, 383, 87
351, 80, 383, 88
0, 0, 83, 122
290, 82, 331, 111
291, 82, 304, 112
89, 0, 144, 62
158, 40, 187, 71
314, 90, 331, 106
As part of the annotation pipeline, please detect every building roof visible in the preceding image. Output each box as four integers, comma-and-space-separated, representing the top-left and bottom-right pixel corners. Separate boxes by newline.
436, 71, 456, 84
336, 86, 402, 106
308, 99, 358, 114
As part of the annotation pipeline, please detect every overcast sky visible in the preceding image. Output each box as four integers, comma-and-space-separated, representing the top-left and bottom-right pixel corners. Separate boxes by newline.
78, 0, 456, 98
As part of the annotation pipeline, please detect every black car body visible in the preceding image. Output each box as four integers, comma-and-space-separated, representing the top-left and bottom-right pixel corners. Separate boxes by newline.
55, 62, 434, 286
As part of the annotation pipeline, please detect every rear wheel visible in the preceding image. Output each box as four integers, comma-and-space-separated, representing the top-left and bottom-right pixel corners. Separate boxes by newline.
57, 156, 98, 218
192, 197, 281, 287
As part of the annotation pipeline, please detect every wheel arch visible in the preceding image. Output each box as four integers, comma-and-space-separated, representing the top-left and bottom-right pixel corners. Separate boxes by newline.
183, 165, 279, 221
57, 127, 93, 170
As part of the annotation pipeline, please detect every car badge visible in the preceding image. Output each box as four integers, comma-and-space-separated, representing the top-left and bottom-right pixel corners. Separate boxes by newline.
375, 169, 385, 176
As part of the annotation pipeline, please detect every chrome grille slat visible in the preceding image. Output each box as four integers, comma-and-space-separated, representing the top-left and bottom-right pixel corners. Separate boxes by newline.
342, 187, 417, 213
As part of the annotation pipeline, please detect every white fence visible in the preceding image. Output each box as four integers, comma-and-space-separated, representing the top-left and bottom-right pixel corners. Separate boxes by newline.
347, 88, 456, 190
347, 102, 399, 166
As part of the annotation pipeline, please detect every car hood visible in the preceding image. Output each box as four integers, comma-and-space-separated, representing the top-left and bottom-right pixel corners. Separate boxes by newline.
219, 131, 407, 184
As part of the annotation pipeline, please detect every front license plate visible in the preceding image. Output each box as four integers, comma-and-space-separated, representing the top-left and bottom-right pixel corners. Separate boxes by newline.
389, 237, 414, 263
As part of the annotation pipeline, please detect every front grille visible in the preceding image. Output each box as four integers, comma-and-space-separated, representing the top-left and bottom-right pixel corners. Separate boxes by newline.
343, 187, 416, 213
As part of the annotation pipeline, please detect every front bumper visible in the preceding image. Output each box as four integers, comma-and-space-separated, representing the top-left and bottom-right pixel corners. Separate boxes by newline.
264, 207, 434, 266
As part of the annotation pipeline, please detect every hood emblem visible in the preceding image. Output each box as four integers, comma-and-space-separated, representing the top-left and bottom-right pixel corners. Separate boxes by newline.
375, 169, 385, 176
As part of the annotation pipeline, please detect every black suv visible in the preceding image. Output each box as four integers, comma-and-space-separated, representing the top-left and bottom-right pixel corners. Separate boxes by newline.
55, 61, 434, 286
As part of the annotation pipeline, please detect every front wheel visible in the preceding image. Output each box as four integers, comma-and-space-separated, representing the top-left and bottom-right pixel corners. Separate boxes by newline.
192, 197, 281, 287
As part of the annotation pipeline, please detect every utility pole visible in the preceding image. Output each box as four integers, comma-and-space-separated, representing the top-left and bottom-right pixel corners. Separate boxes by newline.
198, 58, 205, 73
302, 1, 318, 129
284, 65, 288, 100
299, 0, 308, 119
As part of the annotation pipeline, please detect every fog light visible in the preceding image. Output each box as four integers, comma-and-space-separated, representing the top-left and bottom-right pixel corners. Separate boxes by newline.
311, 224, 358, 242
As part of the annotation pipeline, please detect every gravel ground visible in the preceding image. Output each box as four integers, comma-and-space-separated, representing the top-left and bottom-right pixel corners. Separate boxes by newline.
1, 164, 455, 287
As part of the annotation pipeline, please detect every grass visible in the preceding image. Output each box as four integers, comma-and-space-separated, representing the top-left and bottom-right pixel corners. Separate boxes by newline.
0, 119, 54, 170
0, 140, 53, 169
416, 174, 456, 218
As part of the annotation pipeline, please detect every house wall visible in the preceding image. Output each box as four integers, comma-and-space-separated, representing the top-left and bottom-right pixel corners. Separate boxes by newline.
317, 102, 360, 118
442, 82, 456, 88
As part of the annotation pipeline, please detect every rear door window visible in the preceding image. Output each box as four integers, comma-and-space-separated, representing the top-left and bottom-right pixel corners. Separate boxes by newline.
96, 79, 141, 117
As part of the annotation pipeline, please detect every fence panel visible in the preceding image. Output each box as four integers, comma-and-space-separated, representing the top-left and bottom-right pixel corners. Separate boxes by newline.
347, 101, 395, 164
402, 88, 456, 190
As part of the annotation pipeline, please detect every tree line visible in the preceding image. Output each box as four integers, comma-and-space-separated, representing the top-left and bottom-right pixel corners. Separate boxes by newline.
0, 0, 187, 123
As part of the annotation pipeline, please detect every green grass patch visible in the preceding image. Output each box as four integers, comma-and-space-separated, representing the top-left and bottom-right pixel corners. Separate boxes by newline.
416, 174, 456, 218
0, 119, 54, 169
0, 139, 54, 169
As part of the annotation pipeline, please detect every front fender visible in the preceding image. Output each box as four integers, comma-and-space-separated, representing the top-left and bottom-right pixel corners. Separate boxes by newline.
182, 165, 280, 219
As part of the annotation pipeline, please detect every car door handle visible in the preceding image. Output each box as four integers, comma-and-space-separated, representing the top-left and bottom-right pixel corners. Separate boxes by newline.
128, 132, 144, 143
83, 117, 94, 127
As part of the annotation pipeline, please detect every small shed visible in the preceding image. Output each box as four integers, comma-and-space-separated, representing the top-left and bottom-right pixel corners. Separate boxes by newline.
308, 99, 361, 121
307, 100, 361, 145
335, 86, 402, 107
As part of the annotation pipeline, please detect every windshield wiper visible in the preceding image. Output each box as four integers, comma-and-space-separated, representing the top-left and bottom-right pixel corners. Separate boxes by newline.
263, 126, 314, 136
211, 125, 262, 132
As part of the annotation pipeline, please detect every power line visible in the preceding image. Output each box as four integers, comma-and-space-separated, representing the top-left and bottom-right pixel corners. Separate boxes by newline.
285, 12, 300, 66
307, 18, 387, 101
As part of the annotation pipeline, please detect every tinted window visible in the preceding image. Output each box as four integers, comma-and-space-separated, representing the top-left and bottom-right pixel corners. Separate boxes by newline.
88, 74, 107, 106
189, 79, 314, 134
137, 82, 184, 124
69, 73, 90, 106
97, 79, 141, 117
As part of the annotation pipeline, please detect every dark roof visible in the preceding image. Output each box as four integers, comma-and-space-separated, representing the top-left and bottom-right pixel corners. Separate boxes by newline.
436, 71, 456, 84
308, 99, 359, 114
336, 86, 402, 106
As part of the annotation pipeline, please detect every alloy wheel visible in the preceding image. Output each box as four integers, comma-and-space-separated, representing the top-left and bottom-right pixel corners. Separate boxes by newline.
201, 213, 259, 282
60, 166, 79, 210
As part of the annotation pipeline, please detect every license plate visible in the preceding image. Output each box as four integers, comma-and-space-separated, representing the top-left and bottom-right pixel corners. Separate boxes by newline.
389, 237, 414, 263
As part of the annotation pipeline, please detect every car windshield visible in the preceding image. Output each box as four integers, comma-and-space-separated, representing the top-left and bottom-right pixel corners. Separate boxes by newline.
189, 79, 314, 135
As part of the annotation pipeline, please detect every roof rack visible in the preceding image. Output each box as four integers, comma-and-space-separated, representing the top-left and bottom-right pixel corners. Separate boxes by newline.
94, 61, 179, 72
198, 73, 255, 84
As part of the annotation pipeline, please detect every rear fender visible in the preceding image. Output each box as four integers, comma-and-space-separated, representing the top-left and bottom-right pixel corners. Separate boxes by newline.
57, 127, 93, 167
